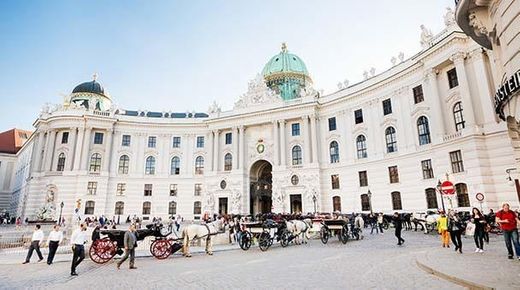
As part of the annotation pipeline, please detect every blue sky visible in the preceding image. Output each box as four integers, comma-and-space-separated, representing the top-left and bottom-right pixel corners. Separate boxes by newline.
0, 0, 453, 131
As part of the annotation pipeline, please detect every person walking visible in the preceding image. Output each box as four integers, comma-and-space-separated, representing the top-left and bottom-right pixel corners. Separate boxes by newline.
370, 214, 379, 234
70, 223, 88, 276
448, 210, 463, 253
23, 224, 45, 264
472, 207, 486, 253
393, 212, 405, 245
377, 213, 384, 234
495, 203, 520, 259
354, 214, 365, 240
117, 224, 137, 270
46, 225, 63, 264
437, 212, 450, 248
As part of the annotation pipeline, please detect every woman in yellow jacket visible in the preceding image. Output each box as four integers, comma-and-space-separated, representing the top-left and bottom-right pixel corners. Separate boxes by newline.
437, 212, 450, 247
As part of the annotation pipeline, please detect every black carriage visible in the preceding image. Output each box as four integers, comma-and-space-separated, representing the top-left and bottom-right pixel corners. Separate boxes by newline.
239, 219, 291, 251
319, 219, 350, 244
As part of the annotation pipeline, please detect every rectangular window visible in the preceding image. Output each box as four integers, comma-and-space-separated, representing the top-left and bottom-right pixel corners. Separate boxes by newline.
328, 117, 337, 131
413, 85, 424, 104
87, 181, 97, 195
148, 136, 156, 148
61, 132, 69, 144
225, 133, 232, 145
450, 150, 464, 173
196, 136, 204, 148
144, 184, 153, 196
354, 109, 363, 124
94, 132, 104, 144
388, 166, 399, 183
447, 68, 459, 89
331, 174, 340, 189
291, 123, 300, 136
172, 136, 181, 148
170, 184, 178, 197
116, 183, 126, 196
194, 183, 202, 196
382, 99, 392, 115
358, 171, 368, 187
421, 159, 434, 179
121, 135, 131, 146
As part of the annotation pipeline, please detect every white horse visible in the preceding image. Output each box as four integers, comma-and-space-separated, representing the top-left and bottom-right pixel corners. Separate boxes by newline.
181, 218, 226, 257
286, 219, 312, 244
412, 212, 440, 234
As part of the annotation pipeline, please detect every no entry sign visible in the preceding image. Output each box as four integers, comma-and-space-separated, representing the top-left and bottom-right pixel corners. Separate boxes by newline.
441, 181, 455, 195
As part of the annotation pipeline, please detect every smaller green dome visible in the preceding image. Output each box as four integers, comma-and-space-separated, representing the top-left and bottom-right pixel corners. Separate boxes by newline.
262, 43, 310, 78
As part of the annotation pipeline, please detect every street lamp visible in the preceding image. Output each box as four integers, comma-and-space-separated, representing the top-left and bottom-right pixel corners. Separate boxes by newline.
506, 168, 517, 187
58, 201, 64, 226
436, 180, 446, 213
312, 195, 317, 214
367, 189, 373, 214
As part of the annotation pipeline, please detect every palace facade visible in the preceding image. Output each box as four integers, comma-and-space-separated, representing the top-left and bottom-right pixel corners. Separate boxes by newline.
6, 9, 520, 222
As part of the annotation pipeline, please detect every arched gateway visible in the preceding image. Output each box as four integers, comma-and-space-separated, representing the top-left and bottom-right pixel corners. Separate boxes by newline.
249, 160, 272, 215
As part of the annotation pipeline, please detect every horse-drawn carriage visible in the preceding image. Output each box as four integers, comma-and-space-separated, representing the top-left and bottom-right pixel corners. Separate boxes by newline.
319, 219, 350, 244
239, 219, 291, 251
89, 223, 182, 264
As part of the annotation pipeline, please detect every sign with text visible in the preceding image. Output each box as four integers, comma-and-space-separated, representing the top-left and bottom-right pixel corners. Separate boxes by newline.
495, 69, 520, 121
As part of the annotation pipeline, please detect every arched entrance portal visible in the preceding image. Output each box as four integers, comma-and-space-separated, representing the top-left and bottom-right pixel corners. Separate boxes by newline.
250, 160, 272, 215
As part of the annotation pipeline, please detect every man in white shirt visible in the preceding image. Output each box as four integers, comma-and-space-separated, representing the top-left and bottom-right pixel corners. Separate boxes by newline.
70, 223, 88, 276
46, 224, 63, 265
23, 224, 44, 264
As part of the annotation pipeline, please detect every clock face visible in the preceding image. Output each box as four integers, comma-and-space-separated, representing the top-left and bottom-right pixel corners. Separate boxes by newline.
257, 144, 265, 154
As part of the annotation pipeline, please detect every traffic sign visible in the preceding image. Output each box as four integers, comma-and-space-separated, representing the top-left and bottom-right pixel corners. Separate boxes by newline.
476, 192, 485, 202
441, 181, 455, 195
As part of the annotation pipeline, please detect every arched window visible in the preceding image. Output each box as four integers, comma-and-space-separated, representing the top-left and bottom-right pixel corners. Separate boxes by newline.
168, 201, 177, 215
114, 201, 124, 215
360, 194, 370, 211
89, 153, 102, 172
224, 153, 232, 171
292, 145, 302, 165
193, 201, 202, 215
391, 191, 402, 210
145, 156, 156, 175
333, 196, 341, 212
85, 201, 95, 215
195, 156, 204, 175
118, 155, 129, 174
417, 116, 431, 145
356, 135, 367, 159
425, 188, 438, 209
329, 141, 339, 163
453, 102, 465, 131
455, 183, 470, 207
385, 127, 397, 153
56, 153, 66, 171
142, 201, 151, 215
170, 156, 180, 175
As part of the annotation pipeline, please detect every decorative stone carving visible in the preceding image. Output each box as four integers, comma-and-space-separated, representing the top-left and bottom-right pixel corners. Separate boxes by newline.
234, 74, 282, 109
370, 67, 376, 76
363, 71, 369, 80
420, 25, 433, 49
208, 101, 221, 115
343, 79, 349, 88
444, 7, 456, 27
398, 52, 405, 62
35, 184, 58, 221
337, 82, 343, 90
204, 191, 215, 213
231, 190, 242, 214
468, 12, 488, 37
391, 57, 397, 66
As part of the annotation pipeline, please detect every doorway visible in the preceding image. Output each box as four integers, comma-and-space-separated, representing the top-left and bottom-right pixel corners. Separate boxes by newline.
219, 197, 228, 215
290, 194, 302, 214
249, 160, 272, 215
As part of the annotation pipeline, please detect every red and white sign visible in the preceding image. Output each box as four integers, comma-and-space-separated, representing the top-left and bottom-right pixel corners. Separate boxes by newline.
441, 181, 455, 195
476, 192, 485, 202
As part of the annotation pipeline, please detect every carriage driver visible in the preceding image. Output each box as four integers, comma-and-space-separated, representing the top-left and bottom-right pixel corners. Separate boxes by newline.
117, 223, 138, 270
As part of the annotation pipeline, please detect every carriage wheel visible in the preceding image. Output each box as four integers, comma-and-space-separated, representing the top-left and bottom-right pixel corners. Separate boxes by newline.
320, 226, 329, 244
340, 225, 349, 244
89, 238, 117, 264
280, 230, 290, 248
239, 231, 252, 251
151, 239, 172, 260
353, 230, 360, 240
258, 232, 271, 252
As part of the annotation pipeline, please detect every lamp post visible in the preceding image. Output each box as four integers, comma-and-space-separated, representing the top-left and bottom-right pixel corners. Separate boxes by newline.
58, 201, 64, 226
436, 180, 446, 213
312, 194, 317, 214
367, 189, 373, 214
506, 168, 517, 187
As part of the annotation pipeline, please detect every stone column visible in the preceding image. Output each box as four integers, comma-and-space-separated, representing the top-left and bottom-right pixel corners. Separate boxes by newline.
232, 127, 239, 170
162, 134, 170, 175
103, 129, 113, 172
66, 128, 77, 171
470, 49, 496, 124
135, 133, 145, 174
80, 127, 92, 171
208, 131, 214, 171
110, 132, 121, 174
369, 101, 383, 158
279, 120, 287, 166
239, 126, 245, 170
272, 121, 279, 166
425, 69, 446, 141
310, 115, 319, 164
213, 130, 220, 172
33, 131, 45, 172
450, 52, 476, 128
45, 130, 57, 171
73, 127, 85, 171
302, 115, 311, 164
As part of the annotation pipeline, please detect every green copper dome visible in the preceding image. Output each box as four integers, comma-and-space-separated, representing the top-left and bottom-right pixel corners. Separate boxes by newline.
262, 43, 312, 101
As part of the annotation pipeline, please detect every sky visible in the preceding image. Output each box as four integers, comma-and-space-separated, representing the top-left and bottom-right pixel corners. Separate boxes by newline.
0, 0, 454, 132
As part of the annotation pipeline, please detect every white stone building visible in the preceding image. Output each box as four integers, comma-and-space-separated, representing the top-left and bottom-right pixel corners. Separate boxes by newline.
9, 10, 520, 222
